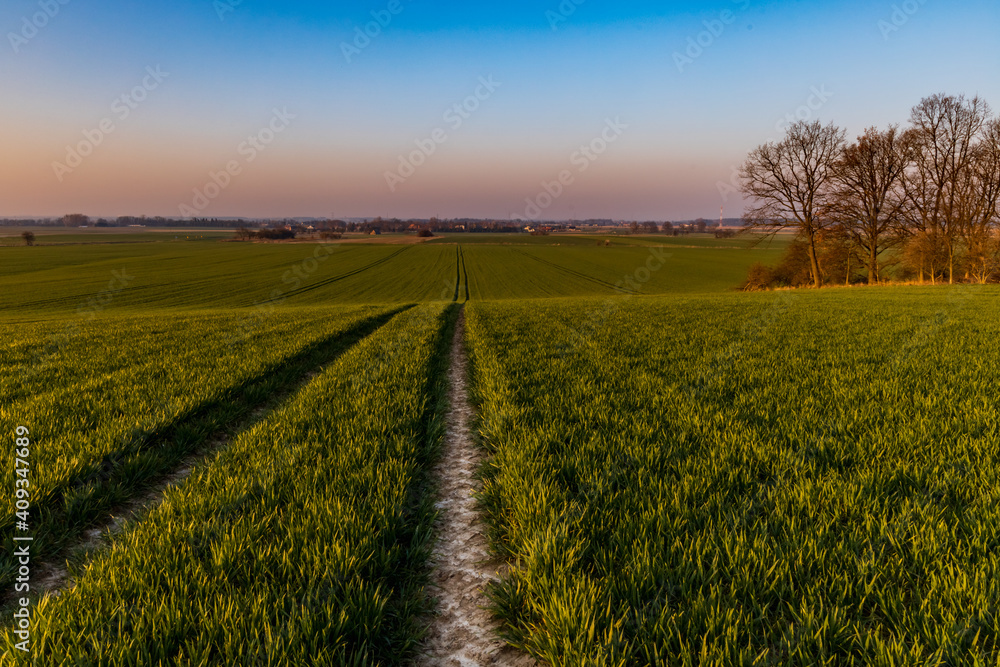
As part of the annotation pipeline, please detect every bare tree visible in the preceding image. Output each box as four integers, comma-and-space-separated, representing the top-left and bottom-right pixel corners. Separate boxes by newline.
739, 120, 846, 287
957, 118, 1000, 283
903, 93, 992, 284
21, 231, 36, 246
826, 126, 914, 284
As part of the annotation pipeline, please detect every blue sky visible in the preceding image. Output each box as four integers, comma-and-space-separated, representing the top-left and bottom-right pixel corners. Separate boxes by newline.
1, 0, 998, 219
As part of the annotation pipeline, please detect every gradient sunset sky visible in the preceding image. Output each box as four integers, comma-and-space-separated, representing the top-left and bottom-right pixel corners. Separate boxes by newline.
1, 0, 998, 220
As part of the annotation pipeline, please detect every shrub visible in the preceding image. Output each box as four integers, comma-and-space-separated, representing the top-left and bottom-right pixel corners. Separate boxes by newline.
742, 262, 777, 291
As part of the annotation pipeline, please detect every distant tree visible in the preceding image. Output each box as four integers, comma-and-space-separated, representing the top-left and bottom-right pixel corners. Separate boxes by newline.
740, 120, 846, 287
642, 221, 659, 234
695, 218, 708, 233
826, 126, 914, 284
661, 221, 673, 234
254, 228, 296, 240
629, 221, 640, 234
61, 213, 90, 227
417, 229, 435, 238
21, 231, 35, 246
235, 226, 252, 241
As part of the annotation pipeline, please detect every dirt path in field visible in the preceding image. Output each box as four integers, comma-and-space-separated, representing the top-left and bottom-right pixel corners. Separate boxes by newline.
414, 309, 537, 667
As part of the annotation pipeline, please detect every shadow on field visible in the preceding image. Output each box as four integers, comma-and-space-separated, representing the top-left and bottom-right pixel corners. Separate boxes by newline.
0, 306, 413, 598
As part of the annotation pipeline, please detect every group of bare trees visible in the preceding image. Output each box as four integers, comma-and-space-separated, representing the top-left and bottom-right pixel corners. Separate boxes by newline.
740, 94, 1000, 287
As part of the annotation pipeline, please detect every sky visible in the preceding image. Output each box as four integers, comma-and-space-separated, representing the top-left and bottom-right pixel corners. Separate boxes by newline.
1, 0, 998, 221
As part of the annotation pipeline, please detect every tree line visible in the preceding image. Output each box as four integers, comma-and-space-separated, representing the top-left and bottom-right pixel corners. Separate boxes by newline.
740, 93, 1000, 288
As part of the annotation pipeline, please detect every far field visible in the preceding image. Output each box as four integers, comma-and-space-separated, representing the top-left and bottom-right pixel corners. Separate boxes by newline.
0, 232, 786, 315
1, 231, 996, 665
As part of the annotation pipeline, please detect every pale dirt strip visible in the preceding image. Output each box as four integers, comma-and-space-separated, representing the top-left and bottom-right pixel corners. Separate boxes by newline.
414, 310, 537, 667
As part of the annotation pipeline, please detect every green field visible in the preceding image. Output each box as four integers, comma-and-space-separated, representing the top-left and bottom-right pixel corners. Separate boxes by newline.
466, 292, 1000, 665
15, 305, 454, 664
0, 307, 397, 592
0, 235, 783, 315
2, 233, 996, 665
0, 229, 235, 247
